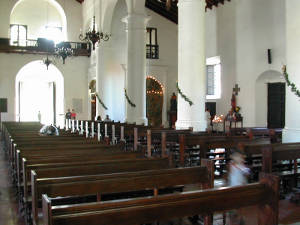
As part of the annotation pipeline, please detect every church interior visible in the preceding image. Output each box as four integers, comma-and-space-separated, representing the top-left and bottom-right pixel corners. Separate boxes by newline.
1, 0, 300, 224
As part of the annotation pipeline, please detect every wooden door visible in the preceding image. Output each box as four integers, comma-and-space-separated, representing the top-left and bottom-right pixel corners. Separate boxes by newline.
268, 83, 285, 128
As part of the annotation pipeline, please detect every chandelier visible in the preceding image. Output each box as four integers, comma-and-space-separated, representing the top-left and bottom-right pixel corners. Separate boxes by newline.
55, 42, 74, 64
79, 16, 110, 50
43, 55, 53, 70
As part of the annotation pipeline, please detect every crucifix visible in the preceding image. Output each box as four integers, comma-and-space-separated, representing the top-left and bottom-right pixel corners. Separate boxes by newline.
233, 84, 240, 96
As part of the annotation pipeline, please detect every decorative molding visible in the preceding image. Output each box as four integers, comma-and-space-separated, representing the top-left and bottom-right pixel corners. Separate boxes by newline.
282, 65, 300, 98
176, 82, 193, 106
95, 93, 108, 110
124, 89, 136, 108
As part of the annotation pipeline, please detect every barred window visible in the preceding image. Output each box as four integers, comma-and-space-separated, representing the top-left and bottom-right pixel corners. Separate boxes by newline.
206, 56, 221, 100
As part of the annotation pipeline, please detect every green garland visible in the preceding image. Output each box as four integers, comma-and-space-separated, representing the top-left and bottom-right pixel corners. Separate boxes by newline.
282, 65, 300, 98
95, 93, 108, 110
124, 89, 136, 107
176, 82, 193, 106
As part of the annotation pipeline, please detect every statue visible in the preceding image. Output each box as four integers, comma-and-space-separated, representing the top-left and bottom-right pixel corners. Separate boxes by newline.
170, 93, 177, 111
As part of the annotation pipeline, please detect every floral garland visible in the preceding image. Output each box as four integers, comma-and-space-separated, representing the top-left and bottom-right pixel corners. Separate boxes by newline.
124, 89, 136, 107
95, 93, 108, 110
282, 65, 300, 98
176, 82, 193, 106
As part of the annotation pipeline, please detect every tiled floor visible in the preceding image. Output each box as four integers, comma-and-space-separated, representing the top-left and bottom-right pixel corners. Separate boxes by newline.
0, 133, 300, 225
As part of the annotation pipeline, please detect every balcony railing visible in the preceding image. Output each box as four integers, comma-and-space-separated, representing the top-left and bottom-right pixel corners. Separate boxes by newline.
0, 38, 91, 56
146, 44, 159, 59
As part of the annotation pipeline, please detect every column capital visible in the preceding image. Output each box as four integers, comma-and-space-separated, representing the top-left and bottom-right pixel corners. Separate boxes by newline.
122, 13, 151, 30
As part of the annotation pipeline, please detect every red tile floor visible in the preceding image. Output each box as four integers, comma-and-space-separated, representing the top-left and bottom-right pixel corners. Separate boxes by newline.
0, 134, 300, 225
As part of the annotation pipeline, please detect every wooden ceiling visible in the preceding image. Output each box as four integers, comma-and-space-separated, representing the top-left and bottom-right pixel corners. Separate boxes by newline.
76, 0, 230, 24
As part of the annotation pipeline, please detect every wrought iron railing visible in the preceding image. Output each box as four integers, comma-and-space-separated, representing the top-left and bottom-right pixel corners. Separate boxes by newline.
0, 37, 91, 56
146, 44, 159, 59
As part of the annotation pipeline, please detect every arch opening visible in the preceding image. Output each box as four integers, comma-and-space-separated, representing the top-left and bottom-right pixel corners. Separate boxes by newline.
15, 60, 64, 127
255, 70, 285, 127
146, 76, 164, 127
10, 0, 68, 43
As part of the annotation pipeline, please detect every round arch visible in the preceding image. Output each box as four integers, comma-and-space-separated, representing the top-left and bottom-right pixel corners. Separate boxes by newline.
102, 0, 128, 33
255, 70, 285, 127
10, 0, 67, 41
146, 75, 164, 127
15, 60, 64, 126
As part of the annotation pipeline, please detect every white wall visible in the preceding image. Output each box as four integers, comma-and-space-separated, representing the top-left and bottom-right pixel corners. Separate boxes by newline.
205, 0, 286, 126
283, 0, 300, 142
85, 0, 288, 127
11, 0, 63, 40
0, 53, 89, 122
145, 8, 178, 115
0, 0, 82, 41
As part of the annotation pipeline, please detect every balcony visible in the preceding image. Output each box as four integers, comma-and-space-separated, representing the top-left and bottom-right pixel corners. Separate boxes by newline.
0, 38, 91, 57
146, 44, 159, 59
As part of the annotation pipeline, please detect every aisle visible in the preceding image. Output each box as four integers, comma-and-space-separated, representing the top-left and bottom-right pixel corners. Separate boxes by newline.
0, 137, 25, 225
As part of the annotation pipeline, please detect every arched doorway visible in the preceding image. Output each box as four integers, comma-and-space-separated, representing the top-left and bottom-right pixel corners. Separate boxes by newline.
146, 76, 164, 127
15, 60, 64, 126
255, 70, 285, 127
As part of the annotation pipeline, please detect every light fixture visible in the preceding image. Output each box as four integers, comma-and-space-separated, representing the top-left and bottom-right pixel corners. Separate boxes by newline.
79, 0, 110, 50
55, 42, 73, 64
43, 55, 53, 70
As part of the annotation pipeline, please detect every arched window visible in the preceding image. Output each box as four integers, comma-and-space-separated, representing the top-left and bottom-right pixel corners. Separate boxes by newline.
10, 24, 27, 46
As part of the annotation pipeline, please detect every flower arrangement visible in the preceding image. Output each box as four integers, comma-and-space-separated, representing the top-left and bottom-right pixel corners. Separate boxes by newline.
235, 106, 241, 113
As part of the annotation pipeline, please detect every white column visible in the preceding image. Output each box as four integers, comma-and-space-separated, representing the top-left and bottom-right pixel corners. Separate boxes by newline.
76, 120, 79, 131
97, 122, 101, 141
71, 120, 75, 133
123, 14, 150, 125
175, 0, 206, 131
91, 122, 95, 138
283, 0, 300, 142
80, 121, 84, 135
85, 121, 89, 138
97, 44, 110, 118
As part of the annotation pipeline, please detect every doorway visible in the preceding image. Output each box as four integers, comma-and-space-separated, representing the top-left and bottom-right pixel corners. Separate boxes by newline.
268, 83, 285, 128
15, 60, 64, 126
146, 76, 164, 127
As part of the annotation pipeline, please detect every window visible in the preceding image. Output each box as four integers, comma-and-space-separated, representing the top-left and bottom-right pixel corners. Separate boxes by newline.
206, 56, 221, 99
43, 26, 63, 44
10, 24, 27, 46
146, 27, 159, 59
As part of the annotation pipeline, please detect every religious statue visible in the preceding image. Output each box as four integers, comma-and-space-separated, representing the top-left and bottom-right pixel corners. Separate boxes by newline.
170, 93, 177, 111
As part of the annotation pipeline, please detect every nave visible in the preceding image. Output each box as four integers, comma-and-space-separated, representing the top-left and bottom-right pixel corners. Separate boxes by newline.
1, 122, 300, 225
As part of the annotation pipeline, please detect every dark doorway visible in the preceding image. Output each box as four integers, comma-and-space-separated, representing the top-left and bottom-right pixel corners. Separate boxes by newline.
268, 83, 285, 128
205, 102, 216, 119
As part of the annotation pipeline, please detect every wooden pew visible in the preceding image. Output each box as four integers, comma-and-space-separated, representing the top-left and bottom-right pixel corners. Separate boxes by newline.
262, 146, 300, 193
243, 142, 300, 180
178, 134, 259, 169
20, 157, 169, 223
42, 173, 279, 225
19, 151, 143, 198
32, 161, 214, 225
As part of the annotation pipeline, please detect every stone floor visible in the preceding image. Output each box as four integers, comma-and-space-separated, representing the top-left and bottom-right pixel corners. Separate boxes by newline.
0, 133, 300, 225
